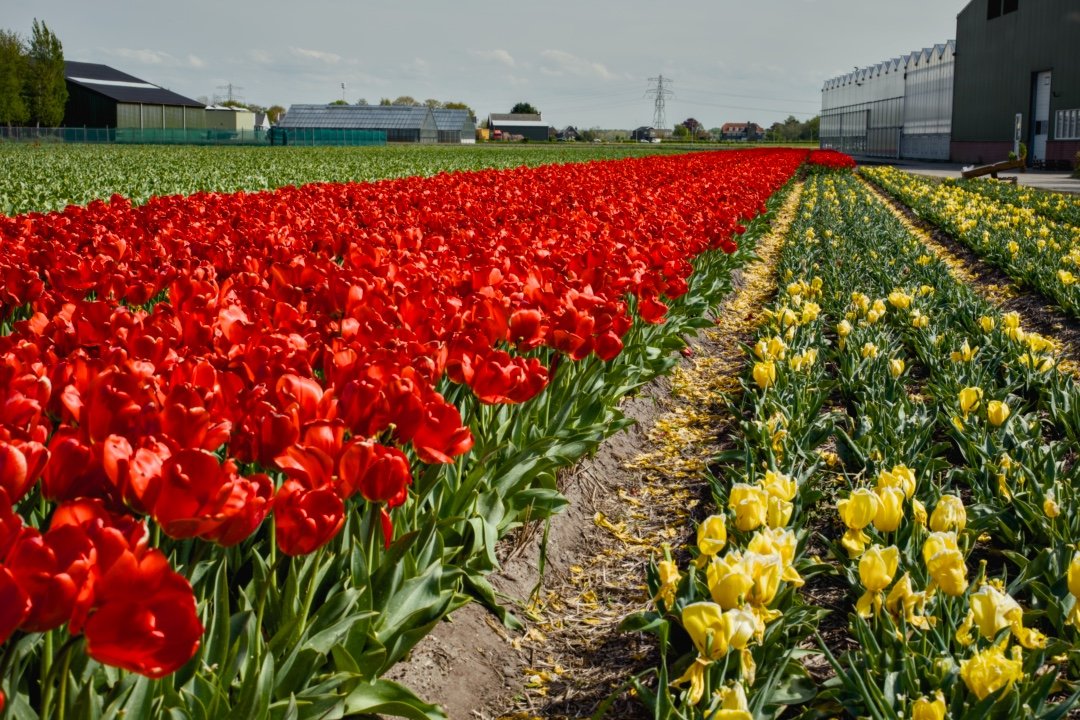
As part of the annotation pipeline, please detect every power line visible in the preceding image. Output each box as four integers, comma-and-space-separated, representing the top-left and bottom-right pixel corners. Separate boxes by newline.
215, 83, 244, 104
645, 75, 674, 130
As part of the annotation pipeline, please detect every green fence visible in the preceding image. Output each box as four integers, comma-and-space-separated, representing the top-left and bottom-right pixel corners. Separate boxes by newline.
0, 127, 387, 147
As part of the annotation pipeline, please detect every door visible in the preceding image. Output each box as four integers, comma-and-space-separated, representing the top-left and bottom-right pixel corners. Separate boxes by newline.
1032, 70, 1052, 162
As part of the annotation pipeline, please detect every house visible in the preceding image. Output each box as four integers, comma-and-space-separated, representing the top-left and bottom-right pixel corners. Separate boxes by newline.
556, 126, 580, 141
488, 113, 550, 142
720, 123, 764, 141
630, 126, 656, 142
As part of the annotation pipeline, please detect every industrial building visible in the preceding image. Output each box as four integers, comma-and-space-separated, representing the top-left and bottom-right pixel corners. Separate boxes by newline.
278, 104, 436, 143
432, 108, 476, 144
62, 61, 205, 130
488, 113, 550, 142
205, 105, 256, 134
820, 41, 955, 160
952, 0, 1080, 167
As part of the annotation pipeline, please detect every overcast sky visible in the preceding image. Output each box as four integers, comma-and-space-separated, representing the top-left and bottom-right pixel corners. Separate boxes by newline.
4, 0, 968, 129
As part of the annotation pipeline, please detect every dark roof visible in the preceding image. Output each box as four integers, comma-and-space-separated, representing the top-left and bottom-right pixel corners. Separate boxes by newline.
279, 104, 435, 130
432, 108, 473, 131
64, 61, 204, 107
490, 113, 542, 122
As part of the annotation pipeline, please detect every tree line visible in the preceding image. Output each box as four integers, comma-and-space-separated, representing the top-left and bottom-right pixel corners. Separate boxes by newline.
0, 20, 67, 127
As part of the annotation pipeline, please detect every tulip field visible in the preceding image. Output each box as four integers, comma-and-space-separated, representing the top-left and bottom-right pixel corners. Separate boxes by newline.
2, 143, 1080, 719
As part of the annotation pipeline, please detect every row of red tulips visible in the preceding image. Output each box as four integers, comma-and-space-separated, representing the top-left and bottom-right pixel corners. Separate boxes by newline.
0, 148, 812, 715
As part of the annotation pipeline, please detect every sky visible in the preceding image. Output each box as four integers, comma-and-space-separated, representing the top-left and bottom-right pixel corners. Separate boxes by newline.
4, 0, 968, 130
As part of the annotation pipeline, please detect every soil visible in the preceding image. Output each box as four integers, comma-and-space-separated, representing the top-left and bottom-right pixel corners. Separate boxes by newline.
384, 185, 804, 720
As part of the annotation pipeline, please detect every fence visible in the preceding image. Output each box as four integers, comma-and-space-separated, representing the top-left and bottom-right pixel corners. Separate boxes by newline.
0, 126, 387, 147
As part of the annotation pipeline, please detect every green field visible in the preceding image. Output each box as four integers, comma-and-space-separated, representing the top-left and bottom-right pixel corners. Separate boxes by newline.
0, 143, 707, 216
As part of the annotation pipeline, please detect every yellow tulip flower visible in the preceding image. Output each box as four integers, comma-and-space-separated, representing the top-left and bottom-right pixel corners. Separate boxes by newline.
923, 534, 968, 597
708, 682, 753, 720
762, 471, 796, 501
986, 400, 1010, 427
800, 302, 821, 324
861, 342, 878, 359
1043, 491, 1060, 519
1059, 269, 1077, 286
950, 340, 979, 363
766, 496, 793, 529
911, 691, 946, 720
912, 497, 928, 526
838, 488, 880, 556
654, 559, 682, 607
978, 315, 995, 333
887, 290, 912, 310
958, 386, 983, 418
929, 494, 967, 533
729, 483, 768, 533
888, 358, 905, 378
960, 641, 1024, 700
877, 464, 917, 498
696, 515, 727, 557
681, 601, 730, 660
912, 311, 930, 329
752, 360, 776, 390
856, 545, 899, 617
885, 573, 933, 630
1067, 552, 1080, 629
707, 553, 754, 609
872, 486, 905, 532
747, 527, 803, 587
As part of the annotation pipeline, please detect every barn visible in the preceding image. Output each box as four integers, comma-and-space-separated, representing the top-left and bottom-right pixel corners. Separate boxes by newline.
951, 0, 1080, 167
62, 61, 205, 131
432, 108, 477, 144
279, 104, 437, 144
488, 113, 550, 142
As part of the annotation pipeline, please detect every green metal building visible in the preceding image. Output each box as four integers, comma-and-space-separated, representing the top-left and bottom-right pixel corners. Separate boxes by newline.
63, 61, 205, 131
952, 0, 1080, 167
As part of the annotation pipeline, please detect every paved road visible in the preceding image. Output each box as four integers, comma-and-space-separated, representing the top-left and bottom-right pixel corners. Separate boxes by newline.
858, 159, 1080, 195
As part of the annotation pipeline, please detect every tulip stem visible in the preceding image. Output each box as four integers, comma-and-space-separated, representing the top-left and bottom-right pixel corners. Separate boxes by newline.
40, 635, 79, 720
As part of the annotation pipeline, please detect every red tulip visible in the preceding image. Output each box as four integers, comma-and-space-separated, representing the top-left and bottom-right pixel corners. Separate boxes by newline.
273, 480, 345, 556
338, 439, 412, 506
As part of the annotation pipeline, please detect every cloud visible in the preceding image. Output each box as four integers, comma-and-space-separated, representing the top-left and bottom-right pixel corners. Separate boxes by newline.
248, 49, 273, 64
539, 50, 614, 80
469, 49, 516, 68
290, 47, 342, 64
187, 55, 206, 69
403, 57, 430, 77
106, 48, 174, 65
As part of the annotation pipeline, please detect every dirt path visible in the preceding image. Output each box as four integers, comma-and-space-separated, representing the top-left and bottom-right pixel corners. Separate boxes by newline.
862, 176, 1080, 374
385, 183, 803, 720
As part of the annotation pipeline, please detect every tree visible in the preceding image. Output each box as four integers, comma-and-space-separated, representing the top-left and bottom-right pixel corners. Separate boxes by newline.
392, 95, 418, 106
378, 98, 392, 106
266, 105, 285, 124
0, 30, 29, 126
443, 101, 476, 120
672, 123, 690, 139
424, 98, 442, 109
510, 102, 538, 115
25, 19, 66, 127
356, 98, 369, 106
329, 99, 349, 106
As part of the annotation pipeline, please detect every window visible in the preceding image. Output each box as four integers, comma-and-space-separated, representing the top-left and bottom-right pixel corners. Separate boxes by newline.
1056, 109, 1080, 140
987, 0, 1017, 19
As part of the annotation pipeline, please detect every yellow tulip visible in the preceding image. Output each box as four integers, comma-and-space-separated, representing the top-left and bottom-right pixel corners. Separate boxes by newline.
912, 497, 928, 526
885, 573, 933, 630
838, 488, 880, 557
752, 361, 776, 390
986, 400, 1010, 427
1043, 491, 1060, 519
1067, 552, 1080, 629
872, 486, 905, 532
707, 554, 754, 609
672, 656, 710, 706
708, 682, 753, 720
928, 549, 968, 596
800, 302, 820, 324
837, 319, 852, 338
1060, 269, 1077, 286
697, 515, 727, 557
743, 551, 783, 609
922, 531, 960, 563
950, 340, 978, 363
766, 496, 793, 529
911, 690, 946, 720
887, 290, 911, 309
959, 641, 1024, 700
729, 484, 768, 533
762, 471, 796, 501
929, 494, 967, 533
861, 342, 878, 359
912, 311, 930, 329
856, 545, 899, 617
654, 560, 682, 607
747, 527, 803, 587
681, 601, 731, 660
888, 358, 905, 378
978, 315, 995, 333
958, 386, 983, 417
877, 464, 917, 498
968, 584, 1021, 642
